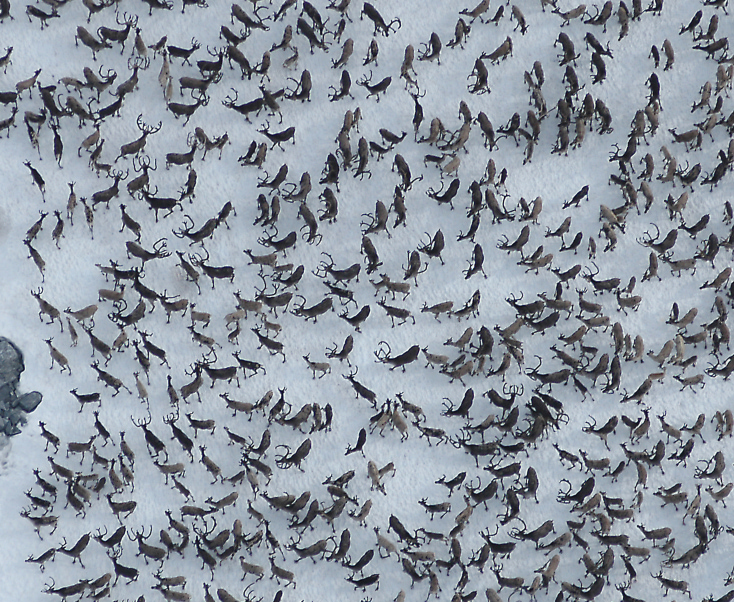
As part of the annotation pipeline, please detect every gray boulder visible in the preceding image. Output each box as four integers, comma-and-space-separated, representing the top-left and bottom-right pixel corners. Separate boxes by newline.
4, 422, 21, 436
0, 337, 42, 436
0, 382, 14, 410
4, 408, 26, 429
0, 337, 23, 388
16, 391, 43, 413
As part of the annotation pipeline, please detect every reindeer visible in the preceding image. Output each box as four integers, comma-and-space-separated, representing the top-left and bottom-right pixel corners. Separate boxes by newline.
98, 12, 138, 55
0, 104, 17, 138
259, 122, 296, 149
418, 32, 441, 64
275, 438, 312, 471
188, 247, 234, 289
252, 327, 286, 361
173, 214, 220, 247
116, 115, 161, 162
125, 239, 170, 270
356, 70, 391, 101
177, 155, 200, 195
165, 132, 198, 169
223, 89, 264, 122
374, 341, 420, 371
289, 295, 332, 323
44, 338, 70, 374
481, 36, 513, 64
76, 25, 113, 60
31, 288, 62, 330
283, 67, 311, 102
132, 412, 167, 461
312, 252, 360, 285
42, 578, 88, 600
167, 90, 209, 125
128, 526, 166, 566
295, 202, 321, 244
416, 229, 445, 265
360, 200, 391, 239
361, 2, 400, 35
91, 169, 129, 209
49, 209, 64, 251
199, 356, 240, 389
25, 546, 57, 572
194, 127, 230, 160
175, 362, 202, 403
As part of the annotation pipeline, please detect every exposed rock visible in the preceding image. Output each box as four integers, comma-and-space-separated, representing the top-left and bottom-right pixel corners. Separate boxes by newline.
16, 392, 43, 413
4, 408, 25, 428
0, 337, 42, 436
0, 337, 23, 389
0, 383, 14, 410
3, 422, 20, 437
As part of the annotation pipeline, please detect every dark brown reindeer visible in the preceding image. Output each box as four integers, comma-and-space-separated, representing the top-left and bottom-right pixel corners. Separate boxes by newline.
258, 227, 297, 256
356, 70, 391, 101
417, 229, 445, 265
167, 90, 209, 125
199, 354, 240, 389
98, 12, 138, 55
25, 547, 56, 572
258, 165, 289, 194
125, 237, 170, 269
180, 167, 199, 203
259, 122, 296, 149
360, 200, 391, 239
252, 326, 286, 361
223, 89, 265, 122
31, 288, 62, 330
326, 334, 354, 365
76, 26, 112, 61
418, 32, 441, 64
296, 202, 321, 244
286, 68, 312, 101
374, 341, 420, 371
275, 438, 312, 471
167, 37, 200, 65
174, 215, 220, 249
127, 155, 158, 196
194, 126, 230, 160
116, 115, 161, 162
361, 2, 400, 36
329, 69, 353, 101
189, 247, 234, 289
166, 132, 198, 169
91, 169, 129, 209
106, 548, 139, 585
296, 17, 327, 53
342, 366, 377, 406
196, 46, 226, 79
291, 295, 333, 323
176, 362, 202, 403
312, 252, 359, 285
131, 412, 167, 461
232, 3, 269, 34
128, 526, 166, 566
42, 578, 88, 600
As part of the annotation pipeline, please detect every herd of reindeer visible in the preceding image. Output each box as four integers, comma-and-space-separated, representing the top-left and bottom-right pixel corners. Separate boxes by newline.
8, 0, 734, 600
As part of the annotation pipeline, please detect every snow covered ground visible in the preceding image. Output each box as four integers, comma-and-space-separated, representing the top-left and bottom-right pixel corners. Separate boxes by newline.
1, 0, 734, 600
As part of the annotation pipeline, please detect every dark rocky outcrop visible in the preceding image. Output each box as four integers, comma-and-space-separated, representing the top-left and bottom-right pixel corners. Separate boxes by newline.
0, 337, 42, 437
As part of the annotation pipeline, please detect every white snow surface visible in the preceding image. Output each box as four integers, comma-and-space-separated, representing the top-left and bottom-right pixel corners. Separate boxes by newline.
1, 0, 734, 601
